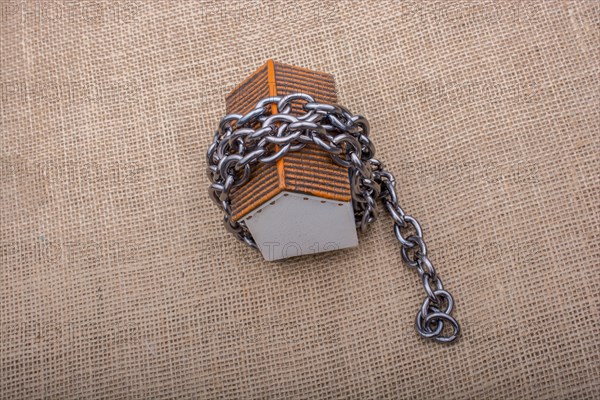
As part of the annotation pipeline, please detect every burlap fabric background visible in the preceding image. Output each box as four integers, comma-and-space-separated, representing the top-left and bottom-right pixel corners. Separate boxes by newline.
1, 0, 599, 398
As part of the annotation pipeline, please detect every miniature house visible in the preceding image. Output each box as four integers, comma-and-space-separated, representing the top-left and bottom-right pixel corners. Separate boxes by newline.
226, 60, 358, 261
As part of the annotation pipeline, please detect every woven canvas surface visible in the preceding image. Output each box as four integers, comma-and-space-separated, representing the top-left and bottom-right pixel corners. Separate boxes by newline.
1, 1, 599, 398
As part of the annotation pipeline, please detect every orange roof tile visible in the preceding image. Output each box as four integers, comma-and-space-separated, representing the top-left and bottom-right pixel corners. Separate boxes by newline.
227, 60, 351, 220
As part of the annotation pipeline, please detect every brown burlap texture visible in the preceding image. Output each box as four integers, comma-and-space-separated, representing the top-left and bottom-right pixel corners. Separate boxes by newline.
1, 1, 599, 398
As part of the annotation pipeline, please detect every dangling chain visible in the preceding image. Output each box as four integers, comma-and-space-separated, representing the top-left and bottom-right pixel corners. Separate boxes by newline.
207, 93, 460, 343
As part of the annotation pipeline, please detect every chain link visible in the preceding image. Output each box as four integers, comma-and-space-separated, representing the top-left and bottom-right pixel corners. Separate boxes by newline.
207, 93, 460, 343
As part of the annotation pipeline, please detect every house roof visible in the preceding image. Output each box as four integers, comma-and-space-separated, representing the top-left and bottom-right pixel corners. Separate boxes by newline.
226, 60, 352, 221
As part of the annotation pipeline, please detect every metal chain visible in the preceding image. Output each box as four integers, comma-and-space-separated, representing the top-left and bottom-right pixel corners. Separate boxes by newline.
207, 93, 460, 343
